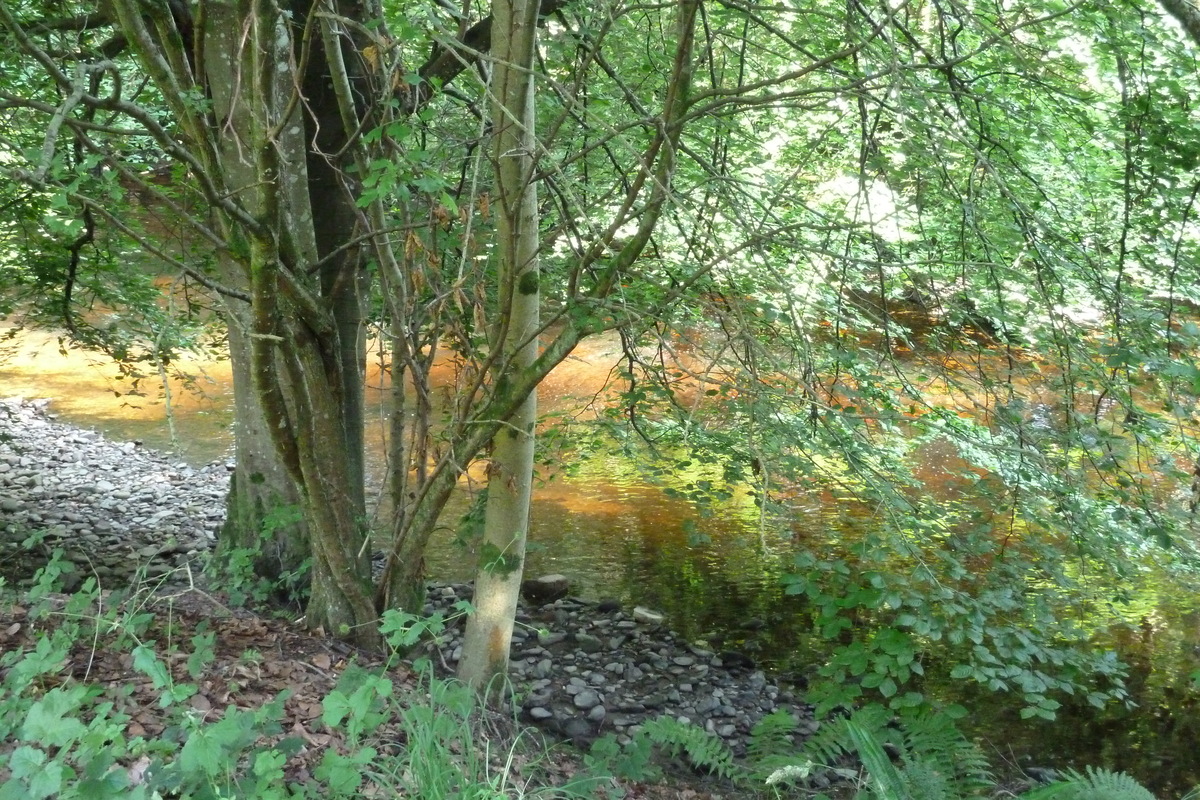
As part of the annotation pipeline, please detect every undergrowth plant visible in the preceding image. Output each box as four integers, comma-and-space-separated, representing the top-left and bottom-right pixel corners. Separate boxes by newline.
584, 699, 1199, 800
3, 556, 1196, 800
587, 715, 739, 783
0, 561, 604, 799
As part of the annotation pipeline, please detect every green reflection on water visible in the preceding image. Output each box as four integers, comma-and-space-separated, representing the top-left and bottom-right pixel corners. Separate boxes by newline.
935, 567, 1200, 797
7, 336, 1200, 795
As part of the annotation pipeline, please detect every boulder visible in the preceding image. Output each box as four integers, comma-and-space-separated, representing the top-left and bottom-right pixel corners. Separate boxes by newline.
521, 573, 570, 604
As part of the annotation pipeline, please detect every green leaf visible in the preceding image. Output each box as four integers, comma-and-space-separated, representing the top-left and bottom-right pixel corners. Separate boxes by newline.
131, 646, 171, 691
7, 746, 47, 780
178, 728, 222, 779
22, 686, 89, 747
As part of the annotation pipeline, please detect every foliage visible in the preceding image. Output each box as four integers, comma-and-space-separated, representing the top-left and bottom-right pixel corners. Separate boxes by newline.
207, 503, 311, 608
2, 0, 1200, 766
587, 715, 738, 783
1020, 767, 1159, 800
780, 705, 992, 800
579, 701, 1183, 800
0, 574, 598, 800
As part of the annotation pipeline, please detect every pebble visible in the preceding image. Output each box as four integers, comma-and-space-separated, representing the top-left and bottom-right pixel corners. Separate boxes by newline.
0, 398, 222, 590
424, 582, 816, 758
1, 397, 818, 760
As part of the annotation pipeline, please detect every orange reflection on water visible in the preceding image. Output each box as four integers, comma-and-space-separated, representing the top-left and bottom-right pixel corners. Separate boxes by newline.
0, 325, 234, 462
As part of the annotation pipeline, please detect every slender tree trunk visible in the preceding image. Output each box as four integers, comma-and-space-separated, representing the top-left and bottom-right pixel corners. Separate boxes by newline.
459, 0, 541, 692
299, 0, 371, 523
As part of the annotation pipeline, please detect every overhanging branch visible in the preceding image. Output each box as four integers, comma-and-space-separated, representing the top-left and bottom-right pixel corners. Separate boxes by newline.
403, 0, 570, 116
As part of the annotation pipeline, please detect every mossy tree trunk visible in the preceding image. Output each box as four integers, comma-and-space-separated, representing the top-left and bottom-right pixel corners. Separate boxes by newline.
458, 0, 541, 692
219, 300, 308, 589
107, 0, 383, 646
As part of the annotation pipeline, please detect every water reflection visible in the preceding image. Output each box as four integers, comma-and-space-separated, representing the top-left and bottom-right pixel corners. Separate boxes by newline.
425, 452, 805, 638
0, 326, 233, 462
4, 326, 1200, 794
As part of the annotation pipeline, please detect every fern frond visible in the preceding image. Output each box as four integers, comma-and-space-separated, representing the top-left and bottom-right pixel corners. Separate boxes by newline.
747, 710, 798, 762
1020, 766, 1156, 800
797, 706, 992, 800
641, 717, 739, 779
848, 717, 912, 800
896, 758, 954, 800
896, 710, 992, 793
799, 705, 891, 768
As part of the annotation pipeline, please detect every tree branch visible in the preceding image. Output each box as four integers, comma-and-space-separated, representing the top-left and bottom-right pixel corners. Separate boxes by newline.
1159, 0, 1200, 46
23, 9, 114, 32
403, 0, 570, 116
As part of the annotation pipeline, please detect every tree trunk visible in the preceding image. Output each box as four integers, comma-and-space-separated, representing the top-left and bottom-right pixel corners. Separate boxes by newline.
202, 3, 311, 593
298, 0, 371, 524
459, 0, 541, 693
278, 313, 375, 643
217, 298, 309, 591
197, 0, 379, 646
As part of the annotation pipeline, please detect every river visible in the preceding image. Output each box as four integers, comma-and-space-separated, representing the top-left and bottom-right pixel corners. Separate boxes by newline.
2, 325, 1199, 796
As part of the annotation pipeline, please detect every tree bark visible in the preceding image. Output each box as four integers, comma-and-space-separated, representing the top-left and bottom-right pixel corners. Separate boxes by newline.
458, 0, 541, 693
197, 0, 379, 646
1159, 0, 1200, 47
201, 0, 311, 591
218, 297, 309, 589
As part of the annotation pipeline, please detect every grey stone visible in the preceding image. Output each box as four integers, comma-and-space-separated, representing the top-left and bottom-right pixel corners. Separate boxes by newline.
632, 606, 665, 624
573, 690, 601, 709
575, 633, 604, 653
521, 574, 570, 604
560, 717, 593, 740
644, 693, 668, 708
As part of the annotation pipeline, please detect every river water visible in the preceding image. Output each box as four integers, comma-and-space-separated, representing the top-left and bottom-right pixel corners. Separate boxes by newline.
2, 326, 1198, 795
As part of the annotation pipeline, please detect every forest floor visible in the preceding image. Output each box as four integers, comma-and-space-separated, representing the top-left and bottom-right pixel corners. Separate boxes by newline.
0, 581, 737, 799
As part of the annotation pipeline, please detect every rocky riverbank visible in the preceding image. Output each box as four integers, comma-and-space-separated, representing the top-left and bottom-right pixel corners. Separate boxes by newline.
0, 397, 226, 587
420, 583, 817, 753
0, 396, 816, 758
